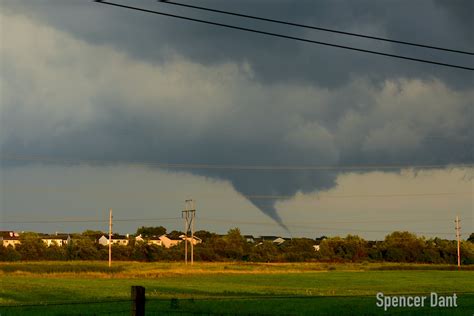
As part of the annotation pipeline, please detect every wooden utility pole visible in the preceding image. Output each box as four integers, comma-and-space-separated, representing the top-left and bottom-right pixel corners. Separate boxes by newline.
183, 210, 188, 264
191, 200, 195, 265
109, 208, 113, 268
455, 215, 461, 270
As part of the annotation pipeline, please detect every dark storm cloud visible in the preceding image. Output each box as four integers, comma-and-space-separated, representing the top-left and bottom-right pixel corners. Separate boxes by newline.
2, 0, 473, 88
1, 1, 473, 228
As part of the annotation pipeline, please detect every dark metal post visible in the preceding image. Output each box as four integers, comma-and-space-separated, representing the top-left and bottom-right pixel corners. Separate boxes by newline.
131, 286, 145, 316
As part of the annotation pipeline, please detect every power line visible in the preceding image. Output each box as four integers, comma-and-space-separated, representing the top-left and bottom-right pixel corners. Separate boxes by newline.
0, 219, 454, 235
159, 0, 474, 56
2, 154, 473, 171
93, 1, 473, 71
2, 183, 471, 200
199, 218, 455, 236
199, 217, 473, 226
3, 216, 468, 225
244, 192, 472, 199
1, 217, 180, 224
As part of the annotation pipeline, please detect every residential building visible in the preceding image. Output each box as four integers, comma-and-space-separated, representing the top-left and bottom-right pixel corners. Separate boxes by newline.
179, 235, 202, 246
244, 235, 255, 243
98, 234, 129, 246
259, 236, 288, 245
159, 235, 182, 248
148, 236, 162, 246
41, 234, 71, 247
1, 231, 21, 248
135, 234, 145, 243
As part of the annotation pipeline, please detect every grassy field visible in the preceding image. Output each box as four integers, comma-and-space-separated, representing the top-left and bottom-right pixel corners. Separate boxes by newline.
0, 261, 473, 315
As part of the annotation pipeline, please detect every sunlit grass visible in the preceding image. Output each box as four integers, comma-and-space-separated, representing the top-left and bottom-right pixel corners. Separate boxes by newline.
1, 261, 472, 315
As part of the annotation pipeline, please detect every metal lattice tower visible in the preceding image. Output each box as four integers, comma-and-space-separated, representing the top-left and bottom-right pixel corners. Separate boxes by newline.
182, 199, 196, 265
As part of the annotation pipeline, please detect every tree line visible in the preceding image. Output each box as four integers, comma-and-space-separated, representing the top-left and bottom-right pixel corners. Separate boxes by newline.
1, 227, 473, 264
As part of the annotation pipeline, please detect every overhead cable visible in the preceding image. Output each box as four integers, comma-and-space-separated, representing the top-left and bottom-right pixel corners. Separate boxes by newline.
158, 0, 474, 56
2, 154, 473, 171
93, 1, 473, 71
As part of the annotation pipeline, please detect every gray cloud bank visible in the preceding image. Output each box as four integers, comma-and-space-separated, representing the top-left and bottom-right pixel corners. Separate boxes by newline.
1, 1, 473, 229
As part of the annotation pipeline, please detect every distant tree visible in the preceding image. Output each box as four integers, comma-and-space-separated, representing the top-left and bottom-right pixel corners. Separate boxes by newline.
460, 241, 474, 265
194, 243, 219, 261
194, 230, 218, 242
136, 226, 167, 238
434, 238, 457, 264
223, 228, 249, 260
382, 232, 425, 262
0, 246, 21, 261
16, 232, 47, 260
163, 242, 185, 261
168, 230, 184, 240
209, 236, 228, 260
319, 237, 339, 259
319, 235, 368, 261
419, 239, 442, 263
249, 241, 280, 262
343, 235, 368, 261
367, 246, 383, 261
281, 238, 317, 262
82, 230, 106, 240
111, 244, 130, 260
132, 243, 165, 262
69, 238, 101, 260
44, 245, 67, 260
468, 233, 474, 243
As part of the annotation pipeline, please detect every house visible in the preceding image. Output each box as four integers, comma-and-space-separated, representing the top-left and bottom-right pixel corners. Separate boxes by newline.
148, 236, 162, 246
159, 235, 182, 248
1, 231, 21, 248
272, 237, 286, 245
260, 235, 280, 242
98, 234, 129, 246
260, 236, 287, 245
134, 234, 185, 247
135, 234, 145, 243
135, 234, 163, 247
367, 241, 380, 248
98, 235, 108, 246
179, 235, 202, 246
313, 245, 320, 251
41, 234, 71, 247
244, 235, 255, 243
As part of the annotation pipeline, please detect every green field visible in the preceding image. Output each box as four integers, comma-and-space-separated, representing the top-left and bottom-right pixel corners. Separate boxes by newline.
0, 261, 473, 315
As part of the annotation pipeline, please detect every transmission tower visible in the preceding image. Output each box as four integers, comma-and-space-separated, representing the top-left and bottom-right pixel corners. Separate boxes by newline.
182, 199, 196, 265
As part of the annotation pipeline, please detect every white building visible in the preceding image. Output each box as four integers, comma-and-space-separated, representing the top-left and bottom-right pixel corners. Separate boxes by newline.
41, 234, 70, 247
159, 235, 182, 248
98, 234, 129, 246
1, 231, 21, 248
179, 235, 202, 246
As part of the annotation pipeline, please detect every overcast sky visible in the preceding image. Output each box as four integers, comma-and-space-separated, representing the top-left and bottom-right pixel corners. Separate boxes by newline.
0, 0, 472, 239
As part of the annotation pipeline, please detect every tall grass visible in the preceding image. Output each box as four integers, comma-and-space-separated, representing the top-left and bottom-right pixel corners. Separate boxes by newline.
0, 261, 470, 276
0, 262, 123, 274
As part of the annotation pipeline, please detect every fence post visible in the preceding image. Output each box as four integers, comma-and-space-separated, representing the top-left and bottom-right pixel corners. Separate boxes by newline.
131, 286, 145, 316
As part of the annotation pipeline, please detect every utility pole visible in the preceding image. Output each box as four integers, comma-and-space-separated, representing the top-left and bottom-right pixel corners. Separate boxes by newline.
109, 208, 113, 268
183, 208, 188, 265
191, 200, 195, 265
182, 199, 196, 265
455, 215, 461, 270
